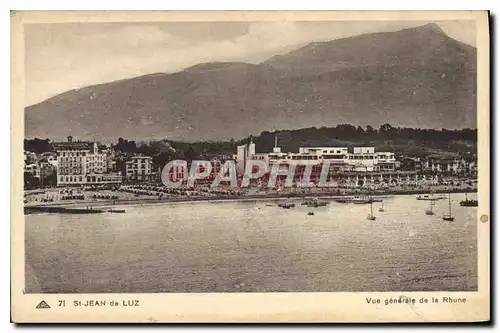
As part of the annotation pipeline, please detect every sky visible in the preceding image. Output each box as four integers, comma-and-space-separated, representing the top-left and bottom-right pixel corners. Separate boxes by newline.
24, 20, 476, 106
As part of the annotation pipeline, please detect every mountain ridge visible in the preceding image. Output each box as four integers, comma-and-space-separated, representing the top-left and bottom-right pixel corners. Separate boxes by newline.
25, 23, 477, 142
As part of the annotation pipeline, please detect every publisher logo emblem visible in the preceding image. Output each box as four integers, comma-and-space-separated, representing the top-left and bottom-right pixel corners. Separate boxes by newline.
36, 300, 51, 309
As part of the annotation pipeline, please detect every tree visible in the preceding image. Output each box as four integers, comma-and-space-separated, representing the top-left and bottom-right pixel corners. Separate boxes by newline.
24, 138, 53, 154
113, 138, 137, 153
183, 146, 198, 162
24, 172, 39, 190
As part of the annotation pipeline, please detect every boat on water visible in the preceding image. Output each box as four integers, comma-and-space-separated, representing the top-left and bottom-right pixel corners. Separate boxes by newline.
460, 193, 478, 207
335, 196, 381, 204
333, 197, 353, 203
334, 195, 384, 204
378, 201, 385, 212
108, 209, 126, 213
353, 197, 382, 204
353, 198, 371, 204
425, 200, 435, 215
24, 206, 104, 214
367, 198, 376, 221
460, 200, 478, 207
302, 198, 329, 207
443, 193, 454, 222
416, 194, 445, 201
278, 203, 295, 209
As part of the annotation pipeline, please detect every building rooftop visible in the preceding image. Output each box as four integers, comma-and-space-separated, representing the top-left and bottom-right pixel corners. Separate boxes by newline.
52, 141, 93, 151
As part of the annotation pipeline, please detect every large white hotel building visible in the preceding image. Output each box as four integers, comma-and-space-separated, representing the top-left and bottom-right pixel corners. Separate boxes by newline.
53, 136, 122, 186
235, 137, 397, 175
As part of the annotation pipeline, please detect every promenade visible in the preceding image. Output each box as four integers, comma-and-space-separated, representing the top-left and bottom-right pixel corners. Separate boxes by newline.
23, 179, 477, 213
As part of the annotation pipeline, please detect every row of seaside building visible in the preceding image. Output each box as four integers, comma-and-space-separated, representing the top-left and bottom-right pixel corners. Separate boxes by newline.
24, 136, 478, 188
168, 138, 477, 183
24, 136, 154, 188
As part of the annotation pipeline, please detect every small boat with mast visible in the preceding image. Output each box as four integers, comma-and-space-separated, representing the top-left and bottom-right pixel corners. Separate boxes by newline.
442, 192, 454, 222
378, 200, 385, 212
425, 200, 435, 215
367, 196, 376, 221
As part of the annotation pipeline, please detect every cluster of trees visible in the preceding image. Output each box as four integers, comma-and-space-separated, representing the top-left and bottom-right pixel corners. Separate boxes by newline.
23, 138, 53, 154
23, 171, 57, 190
112, 138, 200, 169
250, 124, 477, 157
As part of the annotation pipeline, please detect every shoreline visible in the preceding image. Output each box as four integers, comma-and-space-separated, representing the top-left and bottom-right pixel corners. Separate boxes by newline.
24, 187, 477, 214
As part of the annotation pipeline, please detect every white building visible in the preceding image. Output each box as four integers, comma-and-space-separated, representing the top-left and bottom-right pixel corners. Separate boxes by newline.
125, 156, 153, 182
86, 142, 108, 174
267, 142, 396, 173
53, 136, 121, 186
235, 136, 397, 175
345, 147, 396, 172
24, 163, 40, 178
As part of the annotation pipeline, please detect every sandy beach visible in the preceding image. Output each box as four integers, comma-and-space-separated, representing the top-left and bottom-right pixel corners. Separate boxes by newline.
24, 183, 478, 213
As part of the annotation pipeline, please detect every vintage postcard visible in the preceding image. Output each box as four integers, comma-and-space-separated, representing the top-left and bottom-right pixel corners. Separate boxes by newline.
11, 11, 490, 323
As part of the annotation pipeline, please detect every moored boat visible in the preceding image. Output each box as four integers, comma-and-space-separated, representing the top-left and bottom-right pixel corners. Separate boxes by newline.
378, 200, 385, 212
333, 197, 354, 203
460, 193, 478, 207
417, 194, 445, 201
302, 197, 328, 207
353, 196, 382, 204
425, 200, 435, 215
366, 197, 376, 221
460, 200, 478, 207
108, 209, 126, 213
442, 193, 454, 222
278, 203, 295, 209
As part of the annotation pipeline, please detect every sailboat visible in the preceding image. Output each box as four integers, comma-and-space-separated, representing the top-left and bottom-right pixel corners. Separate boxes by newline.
378, 200, 385, 212
443, 193, 454, 221
425, 200, 435, 215
367, 198, 376, 221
